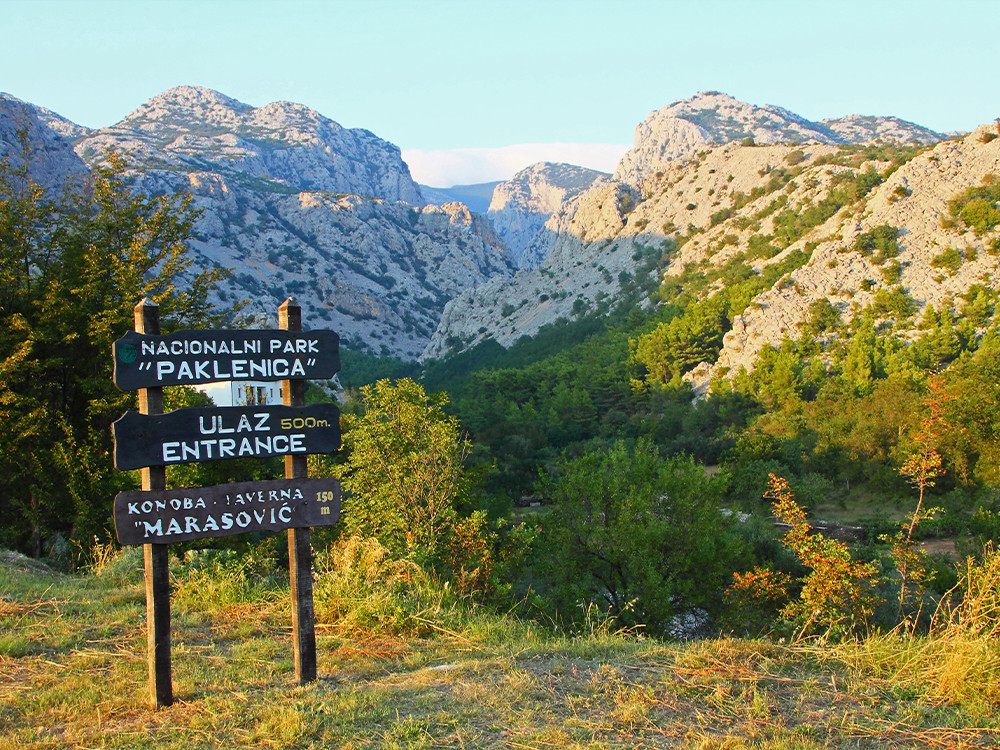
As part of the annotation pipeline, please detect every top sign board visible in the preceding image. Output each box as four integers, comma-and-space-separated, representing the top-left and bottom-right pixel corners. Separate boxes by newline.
113, 329, 340, 390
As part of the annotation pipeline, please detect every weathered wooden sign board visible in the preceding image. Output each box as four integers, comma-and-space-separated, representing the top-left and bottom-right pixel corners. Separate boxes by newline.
114, 477, 340, 545
112, 329, 340, 390
112, 403, 341, 469
113, 297, 338, 708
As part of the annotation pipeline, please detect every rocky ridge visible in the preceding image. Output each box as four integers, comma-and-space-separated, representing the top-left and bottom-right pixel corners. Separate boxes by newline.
14, 86, 516, 358
424, 99, 1000, 387
487, 162, 608, 268
0, 94, 89, 191
612, 91, 943, 187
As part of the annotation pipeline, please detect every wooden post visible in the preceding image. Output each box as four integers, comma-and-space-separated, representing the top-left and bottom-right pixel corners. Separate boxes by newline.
135, 298, 173, 709
279, 298, 317, 684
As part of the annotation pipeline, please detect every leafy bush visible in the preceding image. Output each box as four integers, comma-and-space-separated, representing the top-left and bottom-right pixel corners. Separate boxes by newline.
854, 224, 900, 264
539, 442, 743, 634
948, 174, 1000, 235
930, 247, 964, 275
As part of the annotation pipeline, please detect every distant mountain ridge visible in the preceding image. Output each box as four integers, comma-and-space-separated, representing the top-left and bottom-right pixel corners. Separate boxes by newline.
613, 91, 943, 186
488, 162, 608, 268
77, 86, 426, 205
419, 182, 500, 213
2, 86, 963, 366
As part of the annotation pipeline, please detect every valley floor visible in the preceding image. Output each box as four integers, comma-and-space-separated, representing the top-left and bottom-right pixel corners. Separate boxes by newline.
1, 556, 998, 750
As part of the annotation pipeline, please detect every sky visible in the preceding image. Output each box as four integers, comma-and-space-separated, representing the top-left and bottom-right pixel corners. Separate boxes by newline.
3, 0, 998, 186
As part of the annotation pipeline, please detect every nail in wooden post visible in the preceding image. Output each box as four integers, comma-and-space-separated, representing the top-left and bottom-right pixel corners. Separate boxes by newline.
135, 298, 173, 709
279, 297, 317, 684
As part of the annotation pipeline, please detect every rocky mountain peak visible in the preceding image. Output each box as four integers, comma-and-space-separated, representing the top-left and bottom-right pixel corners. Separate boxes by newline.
612, 92, 945, 188
76, 85, 424, 204
819, 113, 943, 144
120, 85, 251, 128
488, 161, 608, 267
613, 91, 840, 185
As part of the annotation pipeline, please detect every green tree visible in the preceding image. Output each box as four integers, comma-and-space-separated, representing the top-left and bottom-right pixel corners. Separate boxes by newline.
0, 149, 230, 556
539, 441, 743, 634
338, 378, 471, 567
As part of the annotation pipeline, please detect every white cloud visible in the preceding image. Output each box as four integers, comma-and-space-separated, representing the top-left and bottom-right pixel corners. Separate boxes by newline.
402, 142, 632, 187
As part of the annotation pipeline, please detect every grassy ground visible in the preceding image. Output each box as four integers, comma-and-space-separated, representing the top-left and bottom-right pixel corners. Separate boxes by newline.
2, 552, 999, 749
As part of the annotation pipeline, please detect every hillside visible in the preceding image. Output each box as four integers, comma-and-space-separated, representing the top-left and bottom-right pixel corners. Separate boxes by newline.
5, 86, 517, 358
426, 107, 997, 381
487, 161, 608, 267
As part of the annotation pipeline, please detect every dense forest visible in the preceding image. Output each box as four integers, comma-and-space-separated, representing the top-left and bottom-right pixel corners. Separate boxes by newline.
3, 139, 1000, 641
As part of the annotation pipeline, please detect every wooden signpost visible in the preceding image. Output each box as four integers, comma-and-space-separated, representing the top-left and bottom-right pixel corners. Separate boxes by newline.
112, 403, 342, 470
112, 298, 340, 707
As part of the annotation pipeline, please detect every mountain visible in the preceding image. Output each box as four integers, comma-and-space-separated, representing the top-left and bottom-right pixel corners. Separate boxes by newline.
5, 87, 964, 367
54, 86, 514, 358
612, 91, 944, 186
425, 98, 995, 383
76, 86, 425, 205
819, 114, 944, 145
419, 182, 499, 213
0, 93, 88, 191
487, 162, 608, 268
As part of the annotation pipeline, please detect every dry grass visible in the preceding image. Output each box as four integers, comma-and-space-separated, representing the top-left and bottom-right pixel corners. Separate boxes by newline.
2, 549, 1000, 749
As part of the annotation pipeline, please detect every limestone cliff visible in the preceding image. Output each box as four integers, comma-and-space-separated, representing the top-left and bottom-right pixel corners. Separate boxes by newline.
613, 91, 943, 187
0, 94, 89, 191
487, 162, 607, 267
2, 86, 514, 359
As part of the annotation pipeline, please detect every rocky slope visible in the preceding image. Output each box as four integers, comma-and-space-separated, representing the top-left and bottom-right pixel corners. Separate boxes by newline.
820, 114, 943, 145
0, 94, 88, 191
6, 86, 516, 358
612, 91, 943, 187
487, 162, 608, 268
684, 124, 1000, 394
76, 86, 425, 204
424, 96, 999, 383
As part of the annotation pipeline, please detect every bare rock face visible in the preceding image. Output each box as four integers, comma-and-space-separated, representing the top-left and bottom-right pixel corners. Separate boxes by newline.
1, 86, 516, 359
422, 179, 642, 360
820, 114, 943, 145
75, 85, 425, 205
612, 91, 945, 188
487, 162, 607, 267
613, 91, 841, 186
0, 94, 89, 191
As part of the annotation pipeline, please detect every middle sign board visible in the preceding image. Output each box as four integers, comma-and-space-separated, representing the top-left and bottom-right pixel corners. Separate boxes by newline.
112, 403, 341, 470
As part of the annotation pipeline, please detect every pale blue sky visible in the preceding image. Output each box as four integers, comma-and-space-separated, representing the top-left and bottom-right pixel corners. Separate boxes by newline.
3, 0, 997, 185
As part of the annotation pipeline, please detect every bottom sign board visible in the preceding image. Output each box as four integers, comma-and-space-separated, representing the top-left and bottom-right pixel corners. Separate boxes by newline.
114, 477, 340, 545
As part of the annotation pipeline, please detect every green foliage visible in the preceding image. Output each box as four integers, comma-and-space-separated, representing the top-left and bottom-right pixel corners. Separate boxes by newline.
948, 174, 1000, 235
930, 247, 965, 275
0, 150, 231, 557
539, 441, 743, 634
337, 379, 471, 568
854, 224, 900, 264
631, 296, 726, 384
800, 298, 842, 337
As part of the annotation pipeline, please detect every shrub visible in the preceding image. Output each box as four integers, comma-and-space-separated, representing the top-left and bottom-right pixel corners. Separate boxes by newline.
540, 442, 743, 634
729, 475, 879, 639
948, 174, 1000, 235
785, 150, 805, 166
854, 224, 900, 264
930, 247, 964, 275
